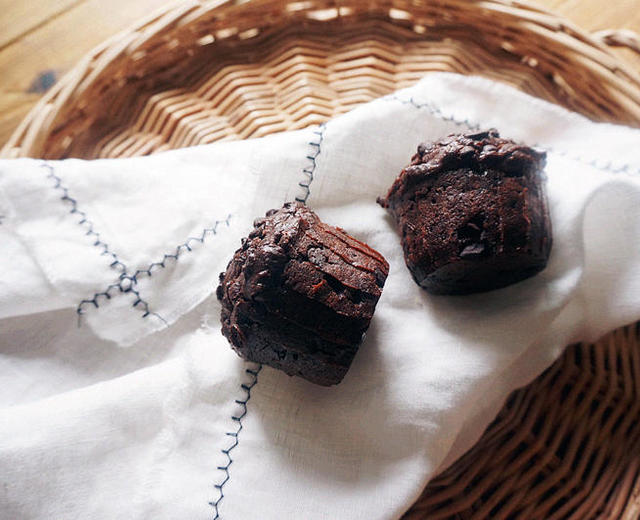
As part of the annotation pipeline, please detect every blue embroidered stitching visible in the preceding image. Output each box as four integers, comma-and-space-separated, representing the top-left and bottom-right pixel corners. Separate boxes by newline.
210, 365, 262, 519
78, 216, 233, 326
77, 281, 168, 326
386, 94, 481, 132
295, 123, 326, 204
43, 163, 126, 273
532, 145, 638, 175
129, 215, 232, 283
44, 162, 232, 326
384, 94, 640, 176
42, 162, 166, 325
209, 123, 326, 519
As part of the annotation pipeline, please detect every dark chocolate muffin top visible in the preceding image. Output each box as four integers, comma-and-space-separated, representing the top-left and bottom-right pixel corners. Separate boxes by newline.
216, 202, 389, 382
216, 202, 388, 321
378, 129, 546, 208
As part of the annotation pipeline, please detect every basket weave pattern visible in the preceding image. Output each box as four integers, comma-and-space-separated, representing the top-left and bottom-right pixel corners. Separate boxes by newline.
4, 0, 640, 159
4, 0, 640, 518
407, 327, 640, 519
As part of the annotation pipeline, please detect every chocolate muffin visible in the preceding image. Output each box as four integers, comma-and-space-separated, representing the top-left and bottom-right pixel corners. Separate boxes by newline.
217, 202, 389, 386
378, 129, 552, 295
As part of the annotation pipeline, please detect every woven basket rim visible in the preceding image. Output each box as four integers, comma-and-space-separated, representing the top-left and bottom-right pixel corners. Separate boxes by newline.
2, 0, 640, 158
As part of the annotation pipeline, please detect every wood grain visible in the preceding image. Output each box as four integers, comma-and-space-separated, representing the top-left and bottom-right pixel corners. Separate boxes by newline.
0, 0, 82, 50
0, 0, 168, 146
0, 0, 638, 147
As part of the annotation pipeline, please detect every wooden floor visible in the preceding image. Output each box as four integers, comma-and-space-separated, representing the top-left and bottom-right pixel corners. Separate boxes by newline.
0, 0, 639, 147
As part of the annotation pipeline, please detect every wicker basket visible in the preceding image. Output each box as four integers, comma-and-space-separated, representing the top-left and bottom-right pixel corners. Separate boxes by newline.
5, 0, 640, 517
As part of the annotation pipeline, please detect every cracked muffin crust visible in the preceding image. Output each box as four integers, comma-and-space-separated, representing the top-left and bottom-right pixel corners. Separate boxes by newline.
217, 202, 389, 386
378, 129, 552, 294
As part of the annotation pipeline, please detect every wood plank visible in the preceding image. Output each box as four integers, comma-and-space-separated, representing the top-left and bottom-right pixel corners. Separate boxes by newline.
540, 0, 640, 33
0, 0, 168, 92
0, 0, 83, 50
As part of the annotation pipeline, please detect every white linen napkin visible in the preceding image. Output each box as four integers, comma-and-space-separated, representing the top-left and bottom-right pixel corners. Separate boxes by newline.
1, 72, 640, 520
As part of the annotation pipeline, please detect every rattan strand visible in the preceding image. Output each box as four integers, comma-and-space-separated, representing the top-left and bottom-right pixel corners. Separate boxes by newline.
3, 0, 640, 518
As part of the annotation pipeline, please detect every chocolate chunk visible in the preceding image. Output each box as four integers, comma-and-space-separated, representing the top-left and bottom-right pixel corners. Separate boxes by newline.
378, 129, 552, 294
217, 202, 389, 386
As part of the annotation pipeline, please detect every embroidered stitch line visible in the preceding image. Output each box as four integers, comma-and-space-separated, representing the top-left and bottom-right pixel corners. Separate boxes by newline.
295, 123, 326, 204
78, 216, 232, 325
130, 215, 232, 283
209, 123, 327, 519
384, 94, 640, 176
77, 280, 168, 326
43, 163, 126, 273
210, 365, 262, 519
386, 94, 481, 133
43, 162, 166, 325
533, 145, 639, 175
44, 162, 232, 327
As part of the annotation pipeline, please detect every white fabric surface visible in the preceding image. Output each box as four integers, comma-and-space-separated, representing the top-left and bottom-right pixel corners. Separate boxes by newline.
1, 72, 640, 519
